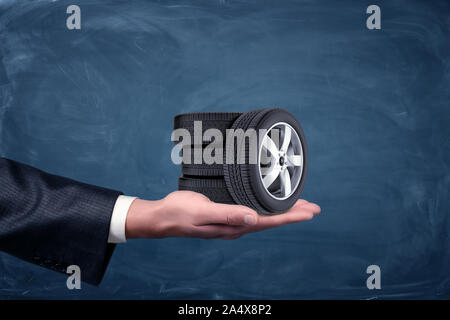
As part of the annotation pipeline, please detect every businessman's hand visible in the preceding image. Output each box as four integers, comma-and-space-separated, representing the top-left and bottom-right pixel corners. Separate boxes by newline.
125, 191, 320, 240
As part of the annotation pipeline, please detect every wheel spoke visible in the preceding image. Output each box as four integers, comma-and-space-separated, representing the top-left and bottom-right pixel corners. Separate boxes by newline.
281, 125, 291, 151
280, 169, 291, 197
287, 155, 303, 167
259, 122, 303, 200
263, 165, 280, 188
262, 135, 279, 157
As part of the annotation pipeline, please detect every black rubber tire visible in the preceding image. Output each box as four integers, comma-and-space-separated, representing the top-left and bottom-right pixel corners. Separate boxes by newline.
179, 144, 224, 176
181, 164, 224, 177
174, 112, 242, 139
223, 108, 308, 214
174, 112, 242, 176
178, 176, 235, 204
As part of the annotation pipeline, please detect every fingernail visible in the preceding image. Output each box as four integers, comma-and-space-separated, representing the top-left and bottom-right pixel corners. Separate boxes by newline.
244, 215, 257, 225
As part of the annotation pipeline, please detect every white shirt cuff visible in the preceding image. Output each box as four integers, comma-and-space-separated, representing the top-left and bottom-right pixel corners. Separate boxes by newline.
108, 195, 137, 243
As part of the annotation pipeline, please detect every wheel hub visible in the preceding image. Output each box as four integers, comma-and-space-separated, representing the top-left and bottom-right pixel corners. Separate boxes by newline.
259, 122, 304, 200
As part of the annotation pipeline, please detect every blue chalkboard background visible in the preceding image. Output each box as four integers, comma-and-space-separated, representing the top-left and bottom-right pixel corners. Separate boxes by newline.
0, 0, 449, 299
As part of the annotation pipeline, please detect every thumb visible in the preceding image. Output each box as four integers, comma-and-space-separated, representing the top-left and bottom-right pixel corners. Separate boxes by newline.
207, 203, 259, 226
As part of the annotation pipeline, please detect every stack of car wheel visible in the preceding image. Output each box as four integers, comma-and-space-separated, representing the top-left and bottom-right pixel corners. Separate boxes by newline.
174, 109, 308, 214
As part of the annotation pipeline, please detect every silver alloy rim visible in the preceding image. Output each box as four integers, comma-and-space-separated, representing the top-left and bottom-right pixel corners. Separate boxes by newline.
258, 122, 304, 200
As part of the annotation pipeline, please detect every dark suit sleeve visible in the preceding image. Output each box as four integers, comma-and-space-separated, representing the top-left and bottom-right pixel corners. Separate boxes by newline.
0, 157, 122, 285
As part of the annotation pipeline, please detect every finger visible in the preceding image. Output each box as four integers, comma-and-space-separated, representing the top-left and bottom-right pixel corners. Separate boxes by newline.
294, 201, 321, 214
250, 208, 316, 232
194, 225, 246, 239
221, 234, 243, 240
295, 199, 309, 206
196, 202, 259, 226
